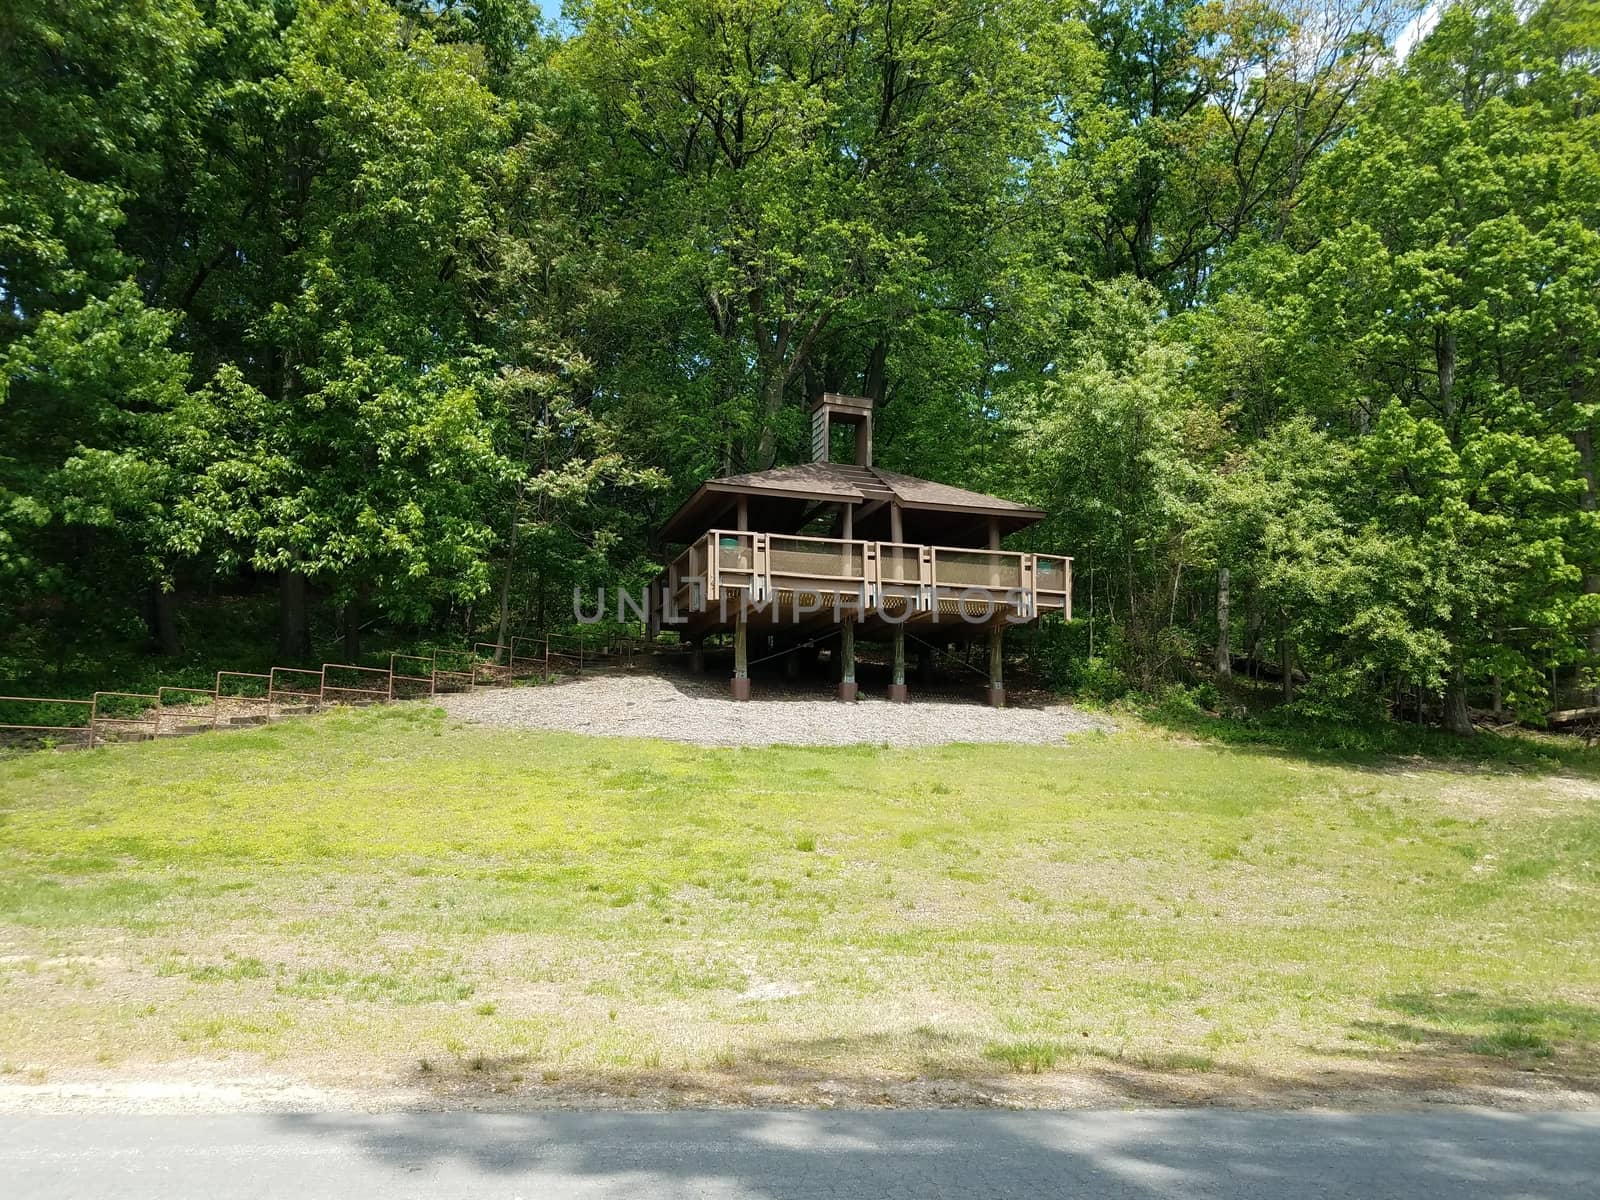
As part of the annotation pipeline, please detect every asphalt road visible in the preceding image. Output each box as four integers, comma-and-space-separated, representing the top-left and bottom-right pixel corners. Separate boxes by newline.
2, 1109, 1596, 1198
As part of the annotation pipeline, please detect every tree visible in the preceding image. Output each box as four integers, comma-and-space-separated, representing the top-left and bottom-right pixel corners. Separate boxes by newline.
0, 285, 199, 662
144, 0, 513, 657
1067, 0, 1405, 307
564, 0, 1077, 471
1180, 0, 1600, 726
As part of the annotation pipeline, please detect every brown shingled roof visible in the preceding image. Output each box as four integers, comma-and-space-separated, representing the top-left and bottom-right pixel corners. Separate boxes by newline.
868, 467, 1041, 514
659, 462, 1044, 543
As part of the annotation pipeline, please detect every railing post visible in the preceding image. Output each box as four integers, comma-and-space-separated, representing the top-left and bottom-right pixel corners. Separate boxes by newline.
752, 533, 770, 602
1022, 554, 1037, 620
864, 542, 879, 608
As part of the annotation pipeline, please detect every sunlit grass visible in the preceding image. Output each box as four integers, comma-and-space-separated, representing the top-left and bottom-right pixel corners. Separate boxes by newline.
0, 703, 1596, 1101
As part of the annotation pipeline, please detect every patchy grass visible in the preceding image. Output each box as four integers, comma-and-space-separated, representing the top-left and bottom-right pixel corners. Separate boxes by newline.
985, 1039, 1068, 1074
0, 702, 1597, 1107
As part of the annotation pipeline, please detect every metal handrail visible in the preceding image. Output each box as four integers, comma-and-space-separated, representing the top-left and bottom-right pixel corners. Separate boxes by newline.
155, 686, 220, 733
320, 663, 392, 703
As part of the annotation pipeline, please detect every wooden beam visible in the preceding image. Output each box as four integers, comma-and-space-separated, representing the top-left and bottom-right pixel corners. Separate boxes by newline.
731, 616, 750, 700
986, 625, 1004, 707
838, 619, 858, 702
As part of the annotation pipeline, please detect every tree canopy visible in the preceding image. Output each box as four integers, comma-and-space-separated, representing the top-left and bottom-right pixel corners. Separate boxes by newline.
3, 0, 1597, 732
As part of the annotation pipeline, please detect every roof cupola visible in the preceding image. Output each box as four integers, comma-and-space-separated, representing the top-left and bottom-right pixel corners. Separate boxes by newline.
810, 393, 873, 467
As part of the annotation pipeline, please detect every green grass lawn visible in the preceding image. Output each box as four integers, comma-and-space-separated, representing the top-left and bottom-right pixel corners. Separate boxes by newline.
1, 704, 1597, 1107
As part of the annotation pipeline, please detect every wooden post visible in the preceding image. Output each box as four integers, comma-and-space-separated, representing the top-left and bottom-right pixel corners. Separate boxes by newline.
988, 517, 1001, 552
842, 502, 853, 541
737, 496, 749, 532
985, 625, 1005, 706
889, 502, 903, 544
888, 625, 908, 702
731, 616, 750, 700
838, 619, 858, 702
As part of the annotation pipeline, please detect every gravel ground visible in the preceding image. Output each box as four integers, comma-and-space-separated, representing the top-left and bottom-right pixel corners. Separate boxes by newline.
436, 669, 1107, 747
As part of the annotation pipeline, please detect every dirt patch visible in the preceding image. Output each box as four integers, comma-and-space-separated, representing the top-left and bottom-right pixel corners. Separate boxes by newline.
437, 671, 1108, 747
2, 1054, 1596, 1115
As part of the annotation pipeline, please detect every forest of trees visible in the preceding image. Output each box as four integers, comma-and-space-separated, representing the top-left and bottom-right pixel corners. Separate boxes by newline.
2, 0, 1597, 732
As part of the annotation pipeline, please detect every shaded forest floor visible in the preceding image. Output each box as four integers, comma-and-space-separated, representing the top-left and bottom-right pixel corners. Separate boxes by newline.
1, 594, 497, 703
1, 706, 1597, 1111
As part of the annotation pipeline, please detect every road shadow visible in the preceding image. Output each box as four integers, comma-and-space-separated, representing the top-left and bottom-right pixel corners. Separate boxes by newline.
255, 998, 1600, 1193
379, 1001, 1600, 1115
265, 1107, 1600, 1197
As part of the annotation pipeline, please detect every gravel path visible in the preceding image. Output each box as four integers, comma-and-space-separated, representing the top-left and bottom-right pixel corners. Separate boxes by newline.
437, 670, 1106, 747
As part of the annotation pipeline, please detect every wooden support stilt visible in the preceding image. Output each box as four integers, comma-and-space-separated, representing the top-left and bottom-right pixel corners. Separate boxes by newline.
731, 617, 750, 700
985, 624, 1005, 707
838, 619, 858, 702
888, 625, 908, 702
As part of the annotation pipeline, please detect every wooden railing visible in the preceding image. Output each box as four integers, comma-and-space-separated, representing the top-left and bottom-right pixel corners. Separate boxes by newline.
0, 631, 648, 754
665, 529, 1072, 621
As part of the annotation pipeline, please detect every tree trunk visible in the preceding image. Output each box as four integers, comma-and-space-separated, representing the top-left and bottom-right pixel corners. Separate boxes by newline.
753, 372, 788, 470
145, 583, 181, 657
863, 335, 888, 403
1214, 567, 1231, 681
1444, 664, 1474, 736
342, 594, 360, 662
1279, 619, 1293, 703
279, 566, 311, 661
1437, 324, 1457, 427
1570, 344, 1599, 703
1244, 603, 1263, 678
494, 493, 523, 663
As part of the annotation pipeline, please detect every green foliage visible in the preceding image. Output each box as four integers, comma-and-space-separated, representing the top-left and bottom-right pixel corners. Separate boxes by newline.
4, 0, 1599, 741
